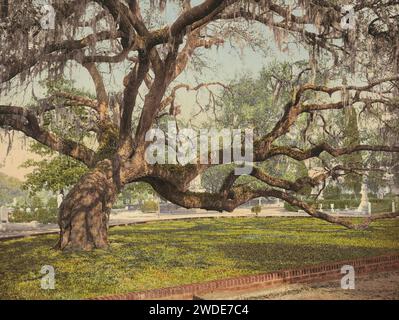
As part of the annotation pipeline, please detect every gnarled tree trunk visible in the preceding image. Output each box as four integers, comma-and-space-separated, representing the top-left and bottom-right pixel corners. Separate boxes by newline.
56, 160, 120, 251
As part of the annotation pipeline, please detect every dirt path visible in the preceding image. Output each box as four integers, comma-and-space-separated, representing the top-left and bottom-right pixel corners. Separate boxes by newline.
254, 271, 399, 300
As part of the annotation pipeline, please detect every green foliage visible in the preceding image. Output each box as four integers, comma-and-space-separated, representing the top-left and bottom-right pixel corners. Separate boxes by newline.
284, 197, 398, 214
217, 60, 309, 138
9, 196, 58, 224
116, 182, 155, 207
323, 184, 342, 200
202, 164, 235, 192
141, 199, 159, 213
251, 205, 262, 216
38, 78, 96, 142
0, 217, 398, 299
21, 147, 88, 194
0, 173, 25, 206
340, 107, 362, 194
208, 61, 319, 193
95, 124, 119, 162
295, 161, 312, 196
19, 78, 94, 195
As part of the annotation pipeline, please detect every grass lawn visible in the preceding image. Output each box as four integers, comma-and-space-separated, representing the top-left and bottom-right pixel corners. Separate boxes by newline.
1, 217, 398, 299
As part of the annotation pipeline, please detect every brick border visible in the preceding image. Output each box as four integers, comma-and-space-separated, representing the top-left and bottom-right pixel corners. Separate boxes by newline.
92, 254, 399, 300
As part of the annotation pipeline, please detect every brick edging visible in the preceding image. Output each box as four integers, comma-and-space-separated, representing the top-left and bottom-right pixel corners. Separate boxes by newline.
92, 254, 399, 300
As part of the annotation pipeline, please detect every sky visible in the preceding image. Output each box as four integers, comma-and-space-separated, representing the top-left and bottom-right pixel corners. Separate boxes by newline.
0, 2, 308, 180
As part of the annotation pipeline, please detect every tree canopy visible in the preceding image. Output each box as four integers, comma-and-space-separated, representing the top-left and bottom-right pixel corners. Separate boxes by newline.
1, 0, 399, 250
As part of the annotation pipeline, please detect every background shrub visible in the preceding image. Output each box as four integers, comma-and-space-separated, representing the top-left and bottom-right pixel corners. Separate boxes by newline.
9, 197, 58, 224
251, 205, 262, 216
284, 198, 398, 214
141, 200, 159, 213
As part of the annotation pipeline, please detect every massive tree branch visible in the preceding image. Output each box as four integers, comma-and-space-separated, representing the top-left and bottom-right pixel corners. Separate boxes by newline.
0, 105, 96, 167
0, 31, 121, 84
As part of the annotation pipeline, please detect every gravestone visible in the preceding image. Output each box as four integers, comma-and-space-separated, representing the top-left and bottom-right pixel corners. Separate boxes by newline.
357, 182, 369, 214
57, 193, 64, 208
0, 206, 9, 223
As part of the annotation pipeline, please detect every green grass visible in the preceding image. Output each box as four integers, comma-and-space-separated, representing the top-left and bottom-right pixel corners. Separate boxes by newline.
1, 217, 398, 300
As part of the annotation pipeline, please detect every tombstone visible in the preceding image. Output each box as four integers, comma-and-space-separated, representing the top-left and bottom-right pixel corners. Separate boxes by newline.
319, 203, 323, 211
1, 206, 9, 223
393, 201, 396, 213
367, 202, 372, 216
57, 193, 64, 209
330, 203, 335, 213
357, 182, 369, 214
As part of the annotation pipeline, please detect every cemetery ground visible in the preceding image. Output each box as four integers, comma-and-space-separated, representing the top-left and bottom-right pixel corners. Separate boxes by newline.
0, 217, 398, 300
254, 271, 399, 300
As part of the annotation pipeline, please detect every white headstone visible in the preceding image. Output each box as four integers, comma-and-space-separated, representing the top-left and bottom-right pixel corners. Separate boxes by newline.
57, 193, 64, 209
1, 206, 9, 223
367, 202, 372, 216
393, 201, 396, 213
357, 182, 369, 214
330, 203, 335, 213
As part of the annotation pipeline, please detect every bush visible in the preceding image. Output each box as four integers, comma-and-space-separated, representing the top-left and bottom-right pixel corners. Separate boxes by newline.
141, 200, 159, 213
9, 197, 58, 224
284, 198, 398, 214
251, 205, 262, 216
323, 185, 342, 200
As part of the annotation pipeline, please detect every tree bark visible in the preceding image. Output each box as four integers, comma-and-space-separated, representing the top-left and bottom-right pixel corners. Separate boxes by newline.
56, 160, 119, 251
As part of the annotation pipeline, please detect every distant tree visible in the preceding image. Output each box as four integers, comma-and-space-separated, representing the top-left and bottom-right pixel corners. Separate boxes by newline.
0, 172, 25, 206
21, 144, 89, 195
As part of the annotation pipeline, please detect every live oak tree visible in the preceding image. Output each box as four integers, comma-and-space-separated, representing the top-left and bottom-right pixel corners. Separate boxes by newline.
1, 0, 399, 251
